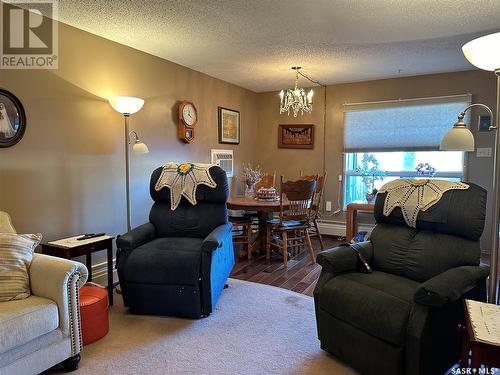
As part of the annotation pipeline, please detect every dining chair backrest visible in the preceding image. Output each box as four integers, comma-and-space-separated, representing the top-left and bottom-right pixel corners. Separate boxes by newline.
279, 176, 317, 223
301, 172, 327, 218
255, 171, 276, 191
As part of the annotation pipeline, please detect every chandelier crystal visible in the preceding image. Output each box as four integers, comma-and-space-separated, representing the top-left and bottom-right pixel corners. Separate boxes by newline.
279, 67, 314, 117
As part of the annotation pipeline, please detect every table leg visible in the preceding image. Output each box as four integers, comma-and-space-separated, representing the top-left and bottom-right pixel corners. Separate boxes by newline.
107, 242, 113, 305
346, 208, 354, 242
86, 253, 92, 282
351, 211, 358, 241
258, 211, 273, 255
469, 346, 481, 372
458, 324, 469, 369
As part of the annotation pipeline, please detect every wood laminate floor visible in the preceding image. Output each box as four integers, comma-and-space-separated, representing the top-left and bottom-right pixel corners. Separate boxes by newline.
230, 236, 342, 297
231, 237, 500, 299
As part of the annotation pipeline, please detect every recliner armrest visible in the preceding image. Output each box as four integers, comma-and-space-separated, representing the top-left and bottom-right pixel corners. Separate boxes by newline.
316, 241, 373, 274
116, 222, 156, 251
202, 223, 232, 253
414, 264, 490, 307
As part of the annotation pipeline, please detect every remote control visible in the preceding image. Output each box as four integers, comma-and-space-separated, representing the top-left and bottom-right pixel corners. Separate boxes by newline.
77, 233, 106, 241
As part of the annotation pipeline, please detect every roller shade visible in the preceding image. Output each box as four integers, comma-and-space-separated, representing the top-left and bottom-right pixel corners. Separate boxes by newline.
343, 94, 472, 152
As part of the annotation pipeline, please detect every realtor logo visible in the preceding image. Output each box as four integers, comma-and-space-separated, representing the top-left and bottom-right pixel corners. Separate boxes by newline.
0, 0, 58, 69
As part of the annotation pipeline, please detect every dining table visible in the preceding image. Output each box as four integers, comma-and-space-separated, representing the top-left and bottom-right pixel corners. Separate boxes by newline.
227, 195, 290, 254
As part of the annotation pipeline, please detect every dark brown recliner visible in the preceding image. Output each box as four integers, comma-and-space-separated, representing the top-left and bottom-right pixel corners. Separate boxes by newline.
314, 182, 489, 375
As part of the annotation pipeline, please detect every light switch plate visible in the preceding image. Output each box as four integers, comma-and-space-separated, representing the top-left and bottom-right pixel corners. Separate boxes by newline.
477, 148, 492, 157
325, 201, 332, 211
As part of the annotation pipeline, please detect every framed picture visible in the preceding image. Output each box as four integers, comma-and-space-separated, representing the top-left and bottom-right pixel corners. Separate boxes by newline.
478, 115, 492, 132
278, 124, 314, 149
218, 107, 240, 144
0, 88, 26, 148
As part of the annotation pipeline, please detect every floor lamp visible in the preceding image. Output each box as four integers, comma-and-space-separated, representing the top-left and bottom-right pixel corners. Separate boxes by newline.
440, 32, 500, 304
108, 96, 149, 232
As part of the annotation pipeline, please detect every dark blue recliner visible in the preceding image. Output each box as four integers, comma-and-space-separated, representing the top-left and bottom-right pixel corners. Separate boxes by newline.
116, 166, 234, 318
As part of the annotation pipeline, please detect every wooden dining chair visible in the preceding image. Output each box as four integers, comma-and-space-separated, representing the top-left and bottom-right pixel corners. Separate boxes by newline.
254, 171, 276, 191
301, 172, 327, 250
229, 214, 254, 260
265, 176, 317, 267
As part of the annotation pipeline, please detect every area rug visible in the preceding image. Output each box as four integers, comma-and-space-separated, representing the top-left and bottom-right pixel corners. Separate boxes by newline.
64, 279, 357, 375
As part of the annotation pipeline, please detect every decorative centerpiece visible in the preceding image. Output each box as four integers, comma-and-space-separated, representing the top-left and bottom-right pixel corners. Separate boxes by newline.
255, 187, 278, 200
240, 163, 263, 197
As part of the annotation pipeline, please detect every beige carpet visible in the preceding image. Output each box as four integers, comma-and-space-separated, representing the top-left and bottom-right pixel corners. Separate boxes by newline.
57, 279, 357, 375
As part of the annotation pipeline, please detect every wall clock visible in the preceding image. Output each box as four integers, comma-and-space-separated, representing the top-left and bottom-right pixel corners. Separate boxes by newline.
178, 100, 197, 143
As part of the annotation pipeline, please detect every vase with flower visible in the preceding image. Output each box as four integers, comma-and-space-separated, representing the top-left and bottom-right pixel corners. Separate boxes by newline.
240, 163, 263, 197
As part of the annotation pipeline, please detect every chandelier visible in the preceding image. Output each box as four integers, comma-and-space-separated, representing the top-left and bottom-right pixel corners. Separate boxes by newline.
279, 67, 314, 117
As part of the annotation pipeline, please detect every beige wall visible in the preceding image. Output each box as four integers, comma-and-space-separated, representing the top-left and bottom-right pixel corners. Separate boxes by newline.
0, 22, 258, 253
256, 70, 497, 250
1, 20, 497, 260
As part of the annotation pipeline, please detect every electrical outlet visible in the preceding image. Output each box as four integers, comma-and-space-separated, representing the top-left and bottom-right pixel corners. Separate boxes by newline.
338, 174, 343, 181
477, 147, 492, 157
326, 201, 332, 211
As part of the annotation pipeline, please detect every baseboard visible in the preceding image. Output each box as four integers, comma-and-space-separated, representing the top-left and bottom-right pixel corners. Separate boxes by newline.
90, 259, 119, 286
317, 219, 374, 237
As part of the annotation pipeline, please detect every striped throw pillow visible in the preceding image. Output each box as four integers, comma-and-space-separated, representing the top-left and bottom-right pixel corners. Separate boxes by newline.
0, 233, 42, 302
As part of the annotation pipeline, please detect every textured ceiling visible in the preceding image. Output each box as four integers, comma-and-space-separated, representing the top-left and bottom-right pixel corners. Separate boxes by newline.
55, 0, 500, 92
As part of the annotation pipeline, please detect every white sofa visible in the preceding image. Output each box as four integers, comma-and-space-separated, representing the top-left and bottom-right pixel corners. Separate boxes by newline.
0, 212, 88, 374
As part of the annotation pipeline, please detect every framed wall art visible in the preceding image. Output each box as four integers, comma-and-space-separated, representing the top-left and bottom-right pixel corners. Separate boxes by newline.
278, 124, 314, 149
0, 89, 26, 148
218, 107, 240, 144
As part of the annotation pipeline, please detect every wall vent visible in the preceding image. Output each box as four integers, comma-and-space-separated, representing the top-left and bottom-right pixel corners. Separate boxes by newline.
211, 149, 233, 177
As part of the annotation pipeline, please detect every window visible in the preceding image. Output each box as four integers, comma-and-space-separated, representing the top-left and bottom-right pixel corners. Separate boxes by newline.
344, 151, 465, 206
343, 94, 470, 206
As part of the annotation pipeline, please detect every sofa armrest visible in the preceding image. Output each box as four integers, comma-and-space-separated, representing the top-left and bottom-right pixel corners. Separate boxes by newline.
414, 264, 490, 307
202, 223, 232, 253
316, 241, 373, 274
29, 253, 88, 355
116, 222, 156, 251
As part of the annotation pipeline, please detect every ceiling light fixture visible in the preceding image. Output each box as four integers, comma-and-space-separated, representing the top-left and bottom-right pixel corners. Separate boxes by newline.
279, 67, 314, 117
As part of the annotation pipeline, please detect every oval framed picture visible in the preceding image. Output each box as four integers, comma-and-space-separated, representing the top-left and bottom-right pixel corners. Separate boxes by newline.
0, 89, 27, 148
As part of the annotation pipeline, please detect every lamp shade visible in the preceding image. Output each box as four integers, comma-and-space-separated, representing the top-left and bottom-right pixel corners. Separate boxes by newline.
132, 141, 149, 155
440, 126, 475, 151
108, 96, 144, 115
462, 32, 500, 72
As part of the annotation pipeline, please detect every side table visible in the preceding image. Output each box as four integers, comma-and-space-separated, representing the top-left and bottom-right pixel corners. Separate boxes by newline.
41, 235, 115, 305
459, 299, 500, 370
346, 202, 374, 242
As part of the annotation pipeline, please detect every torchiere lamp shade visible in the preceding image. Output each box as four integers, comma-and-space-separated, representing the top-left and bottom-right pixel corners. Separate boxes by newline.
108, 96, 145, 115
462, 32, 500, 72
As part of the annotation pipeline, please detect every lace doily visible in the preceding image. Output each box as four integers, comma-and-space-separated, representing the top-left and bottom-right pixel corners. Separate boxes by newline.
378, 179, 469, 228
154, 162, 217, 210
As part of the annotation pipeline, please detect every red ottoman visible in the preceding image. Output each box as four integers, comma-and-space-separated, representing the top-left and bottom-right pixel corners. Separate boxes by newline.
79, 285, 109, 345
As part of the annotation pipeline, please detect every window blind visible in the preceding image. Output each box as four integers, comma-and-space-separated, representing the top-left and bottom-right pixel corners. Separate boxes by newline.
343, 94, 472, 152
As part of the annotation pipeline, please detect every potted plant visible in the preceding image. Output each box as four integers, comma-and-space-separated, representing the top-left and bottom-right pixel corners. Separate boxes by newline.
356, 153, 386, 203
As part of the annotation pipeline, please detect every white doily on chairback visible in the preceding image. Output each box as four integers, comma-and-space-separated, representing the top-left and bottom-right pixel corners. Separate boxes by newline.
378, 179, 469, 228
154, 162, 217, 210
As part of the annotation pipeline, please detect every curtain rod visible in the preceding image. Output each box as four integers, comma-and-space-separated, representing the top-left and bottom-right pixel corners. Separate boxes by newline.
343, 93, 472, 107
